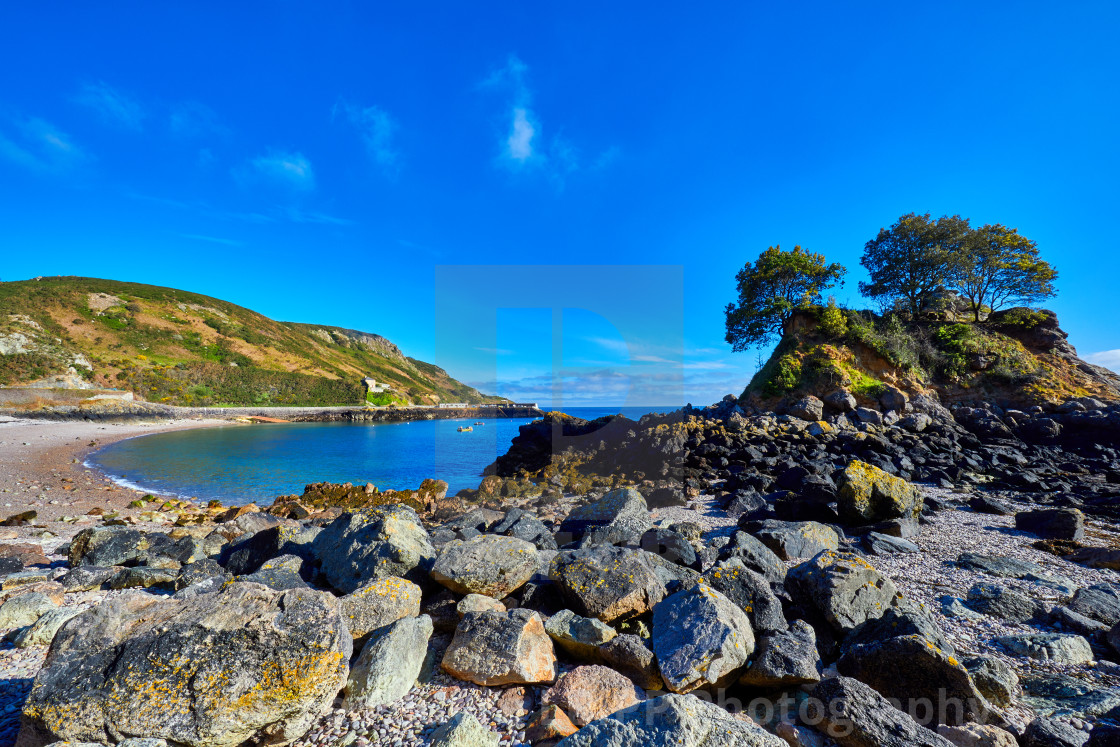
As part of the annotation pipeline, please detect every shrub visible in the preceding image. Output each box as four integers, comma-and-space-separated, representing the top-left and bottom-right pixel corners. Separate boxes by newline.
818, 299, 848, 339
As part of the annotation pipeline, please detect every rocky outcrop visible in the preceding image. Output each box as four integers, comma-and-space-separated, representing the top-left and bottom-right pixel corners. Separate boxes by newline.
18, 583, 351, 747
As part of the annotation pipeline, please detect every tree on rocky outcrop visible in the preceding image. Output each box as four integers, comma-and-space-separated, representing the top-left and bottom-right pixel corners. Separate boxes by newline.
859, 213, 970, 316
725, 245, 847, 351
951, 223, 1057, 321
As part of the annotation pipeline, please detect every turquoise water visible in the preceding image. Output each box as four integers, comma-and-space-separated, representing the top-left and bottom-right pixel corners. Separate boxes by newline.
88, 406, 677, 505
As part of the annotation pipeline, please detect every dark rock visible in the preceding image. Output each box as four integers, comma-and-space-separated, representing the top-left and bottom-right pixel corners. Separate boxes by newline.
1016, 508, 1086, 541
441, 609, 556, 686
492, 509, 558, 550
237, 567, 308, 591
718, 531, 787, 583
58, 566, 121, 592
651, 582, 754, 693
559, 488, 652, 545
865, 532, 919, 554
1069, 548, 1120, 571
702, 558, 786, 634
549, 546, 666, 624
843, 605, 956, 658
807, 675, 955, 746
739, 619, 820, 688
750, 520, 840, 561
311, 506, 436, 593
430, 534, 539, 598
961, 655, 1018, 707
68, 526, 176, 568
175, 559, 230, 591
639, 529, 700, 570
544, 609, 616, 662
969, 495, 1015, 515
825, 390, 857, 413
219, 524, 319, 576
1022, 717, 1090, 747
645, 486, 688, 509
1069, 584, 1120, 626
109, 567, 179, 591
598, 634, 662, 690
966, 582, 1048, 623
787, 550, 902, 634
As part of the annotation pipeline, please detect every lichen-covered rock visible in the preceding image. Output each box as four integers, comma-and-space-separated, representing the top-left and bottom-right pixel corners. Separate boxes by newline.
0, 592, 56, 630
787, 550, 902, 634
441, 609, 556, 686
343, 615, 433, 709
599, 634, 663, 691
549, 546, 666, 624
544, 609, 616, 662
13, 607, 84, 649
836, 461, 923, 525
703, 558, 786, 635
311, 507, 435, 593
430, 534, 539, 598
558, 488, 652, 546
751, 520, 840, 561
340, 576, 422, 645
554, 693, 785, 747
651, 583, 755, 694
541, 665, 645, 727
67, 526, 176, 567
18, 582, 352, 747
429, 711, 500, 747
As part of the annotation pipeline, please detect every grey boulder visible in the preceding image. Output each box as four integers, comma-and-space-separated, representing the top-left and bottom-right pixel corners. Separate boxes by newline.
739, 619, 821, 688
808, 676, 955, 747
430, 534, 539, 598
787, 550, 902, 634
652, 583, 755, 693
343, 614, 433, 709
312, 507, 435, 593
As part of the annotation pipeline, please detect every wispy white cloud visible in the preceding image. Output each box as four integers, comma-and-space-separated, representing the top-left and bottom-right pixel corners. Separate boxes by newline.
507, 108, 536, 162
75, 81, 145, 130
283, 208, 354, 226
246, 151, 315, 191
333, 100, 399, 175
0, 116, 88, 172
1086, 350, 1120, 374
179, 233, 243, 247
169, 101, 227, 138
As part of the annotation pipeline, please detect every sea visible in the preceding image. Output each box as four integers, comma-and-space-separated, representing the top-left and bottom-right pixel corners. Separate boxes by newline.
87, 406, 680, 506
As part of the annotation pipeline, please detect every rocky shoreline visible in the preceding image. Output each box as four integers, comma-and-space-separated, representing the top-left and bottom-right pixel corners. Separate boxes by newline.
0, 391, 1119, 747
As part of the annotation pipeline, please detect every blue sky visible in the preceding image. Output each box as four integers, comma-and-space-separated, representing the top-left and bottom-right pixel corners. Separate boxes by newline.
2, 2, 1119, 406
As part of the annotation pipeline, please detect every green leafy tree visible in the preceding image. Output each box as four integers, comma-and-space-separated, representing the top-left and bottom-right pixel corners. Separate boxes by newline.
953, 224, 1057, 321
858, 213, 970, 315
724, 245, 846, 351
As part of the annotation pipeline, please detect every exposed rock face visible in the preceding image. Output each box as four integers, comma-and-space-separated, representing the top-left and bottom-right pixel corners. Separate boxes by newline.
739, 620, 821, 688
787, 551, 902, 634
18, 583, 352, 747
541, 665, 645, 726
430, 534, 539, 598
651, 583, 755, 694
808, 676, 955, 747
554, 693, 785, 747
312, 507, 435, 593
441, 609, 556, 686
343, 615, 433, 709
836, 461, 923, 525
549, 547, 666, 623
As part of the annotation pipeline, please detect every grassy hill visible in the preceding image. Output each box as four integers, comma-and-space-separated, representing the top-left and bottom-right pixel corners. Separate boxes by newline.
0, 277, 504, 407
745, 300, 1120, 410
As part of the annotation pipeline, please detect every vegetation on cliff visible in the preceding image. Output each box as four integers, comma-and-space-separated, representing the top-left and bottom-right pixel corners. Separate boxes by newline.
0, 277, 503, 407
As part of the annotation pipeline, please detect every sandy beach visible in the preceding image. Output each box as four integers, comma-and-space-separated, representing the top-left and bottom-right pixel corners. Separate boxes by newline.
0, 417, 230, 540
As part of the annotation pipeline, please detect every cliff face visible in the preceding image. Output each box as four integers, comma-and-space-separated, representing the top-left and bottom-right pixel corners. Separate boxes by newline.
0, 277, 503, 407
745, 304, 1120, 412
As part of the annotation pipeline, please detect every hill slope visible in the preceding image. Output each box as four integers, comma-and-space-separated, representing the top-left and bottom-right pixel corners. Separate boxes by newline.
745, 301, 1120, 411
0, 277, 502, 407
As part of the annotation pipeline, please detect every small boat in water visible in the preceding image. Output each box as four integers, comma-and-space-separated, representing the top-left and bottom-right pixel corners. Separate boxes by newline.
457, 426, 473, 432
473, 421, 484, 425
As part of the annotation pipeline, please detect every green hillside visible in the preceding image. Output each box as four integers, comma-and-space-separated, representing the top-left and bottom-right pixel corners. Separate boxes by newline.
0, 277, 504, 407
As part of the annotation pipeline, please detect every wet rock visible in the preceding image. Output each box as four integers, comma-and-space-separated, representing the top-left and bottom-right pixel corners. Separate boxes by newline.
312, 506, 436, 593
19, 582, 352, 747
739, 619, 821, 688
808, 675, 955, 747
340, 576, 422, 646
554, 693, 785, 746
541, 664, 645, 726
429, 711, 499, 747
651, 582, 755, 693
430, 534, 539, 598
549, 546, 666, 623
343, 614, 433, 709
441, 608, 556, 686
836, 461, 923, 525
702, 558, 786, 634
996, 633, 1094, 665
787, 550, 902, 634
1015, 508, 1085, 541
750, 520, 840, 561
544, 608, 616, 662
599, 634, 662, 690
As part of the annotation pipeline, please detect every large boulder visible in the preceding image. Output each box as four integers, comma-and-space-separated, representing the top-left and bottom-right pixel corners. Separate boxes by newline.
544, 609, 616, 662
702, 559, 786, 634
995, 633, 1094, 665
339, 576, 422, 646
0, 592, 56, 630
18, 582, 351, 747
1015, 508, 1085, 541
789, 396, 825, 422
554, 693, 785, 747
549, 546, 666, 623
750, 520, 840, 561
836, 461, 923, 525
441, 609, 556, 686
541, 665, 645, 726
68, 527, 179, 568
430, 534, 539, 598
599, 635, 662, 691
651, 583, 755, 694
787, 550, 902, 634
809, 676, 955, 747
966, 582, 1047, 623
1070, 584, 1120, 626
343, 615, 433, 709
311, 507, 435, 593
719, 531, 787, 583
739, 619, 821, 689
558, 488, 652, 546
